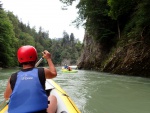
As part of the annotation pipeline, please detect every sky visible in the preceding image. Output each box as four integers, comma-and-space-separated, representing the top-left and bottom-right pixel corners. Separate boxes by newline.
1, 0, 85, 42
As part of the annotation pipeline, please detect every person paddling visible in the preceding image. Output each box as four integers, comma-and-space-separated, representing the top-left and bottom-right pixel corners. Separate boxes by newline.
67, 66, 72, 71
4, 45, 57, 113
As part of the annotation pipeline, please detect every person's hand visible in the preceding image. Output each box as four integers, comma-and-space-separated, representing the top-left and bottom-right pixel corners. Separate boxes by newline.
42, 50, 51, 60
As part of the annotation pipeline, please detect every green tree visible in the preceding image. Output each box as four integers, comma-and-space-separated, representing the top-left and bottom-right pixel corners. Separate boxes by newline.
51, 39, 62, 64
0, 8, 18, 67
59, 0, 75, 5
108, 0, 137, 39
19, 32, 35, 46
7, 12, 21, 38
62, 31, 69, 47
0, 1, 2, 9
70, 33, 75, 47
132, 0, 150, 42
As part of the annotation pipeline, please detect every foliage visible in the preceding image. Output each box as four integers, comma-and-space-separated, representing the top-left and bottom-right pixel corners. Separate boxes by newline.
0, 8, 18, 67
59, 0, 75, 5
50, 33, 82, 65
124, 0, 150, 42
108, 0, 136, 20
60, 0, 150, 46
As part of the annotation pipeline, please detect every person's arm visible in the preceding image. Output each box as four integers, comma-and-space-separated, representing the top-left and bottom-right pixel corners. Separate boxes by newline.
42, 50, 57, 79
4, 78, 12, 100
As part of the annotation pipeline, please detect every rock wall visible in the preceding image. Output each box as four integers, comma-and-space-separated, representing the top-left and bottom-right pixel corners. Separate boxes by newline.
102, 41, 150, 77
77, 32, 109, 70
77, 33, 150, 78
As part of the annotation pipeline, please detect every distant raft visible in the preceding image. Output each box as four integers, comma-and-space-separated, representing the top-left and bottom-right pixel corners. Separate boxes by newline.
0, 79, 81, 113
61, 69, 78, 73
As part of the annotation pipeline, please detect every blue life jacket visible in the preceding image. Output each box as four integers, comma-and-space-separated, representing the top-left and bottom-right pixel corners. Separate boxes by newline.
8, 68, 48, 113
64, 65, 68, 69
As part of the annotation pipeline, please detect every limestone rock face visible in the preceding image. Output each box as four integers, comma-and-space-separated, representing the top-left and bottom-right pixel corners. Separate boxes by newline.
102, 42, 150, 77
77, 32, 150, 77
77, 32, 108, 70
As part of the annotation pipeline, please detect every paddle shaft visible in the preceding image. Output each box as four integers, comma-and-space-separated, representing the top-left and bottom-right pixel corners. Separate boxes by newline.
35, 57, 44, 67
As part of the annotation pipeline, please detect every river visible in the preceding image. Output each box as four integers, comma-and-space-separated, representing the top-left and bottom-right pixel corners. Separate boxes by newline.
0, 67, 150, 113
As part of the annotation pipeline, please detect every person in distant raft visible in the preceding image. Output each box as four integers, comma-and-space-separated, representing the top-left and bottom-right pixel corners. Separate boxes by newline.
67, 66, 72, 71
4, 45, 57, 113
64, 64, 68, 69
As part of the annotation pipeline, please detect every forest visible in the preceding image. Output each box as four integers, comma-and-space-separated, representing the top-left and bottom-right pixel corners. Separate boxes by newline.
0, 1, 82, 68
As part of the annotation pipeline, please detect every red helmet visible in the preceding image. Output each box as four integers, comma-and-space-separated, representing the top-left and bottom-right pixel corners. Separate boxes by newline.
17, 45, 37, 63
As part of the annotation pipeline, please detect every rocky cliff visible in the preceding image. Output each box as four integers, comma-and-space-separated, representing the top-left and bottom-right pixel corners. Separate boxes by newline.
77, 33, 150, 78
77, 32, 109, 70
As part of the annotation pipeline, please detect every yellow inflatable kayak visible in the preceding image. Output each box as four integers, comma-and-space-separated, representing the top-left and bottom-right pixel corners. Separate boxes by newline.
0, 79, 81, 113
61, 69, 78, 73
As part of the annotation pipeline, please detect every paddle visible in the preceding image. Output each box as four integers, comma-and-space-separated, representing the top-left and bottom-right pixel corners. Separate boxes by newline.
35, 57, 44, 67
